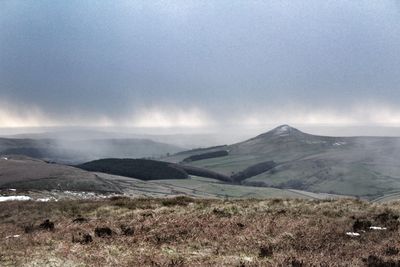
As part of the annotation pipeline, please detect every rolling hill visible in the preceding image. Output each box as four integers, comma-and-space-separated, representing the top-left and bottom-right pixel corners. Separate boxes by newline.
0, 155, 120, 192
77, 158, 232, 182
165, 125, 400, 199
0, 137, 183, 164
78, 158, 189, 181
0, 156, 325, 200
3, 125, 400, 200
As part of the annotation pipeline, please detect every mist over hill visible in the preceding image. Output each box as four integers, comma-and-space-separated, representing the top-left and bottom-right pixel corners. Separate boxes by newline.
168, 125, 400, 199
1, 127, 250, 148
0, 137, 183, 164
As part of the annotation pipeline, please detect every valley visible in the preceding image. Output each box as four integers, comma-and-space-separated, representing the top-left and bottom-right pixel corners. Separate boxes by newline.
1, 125, 400, 201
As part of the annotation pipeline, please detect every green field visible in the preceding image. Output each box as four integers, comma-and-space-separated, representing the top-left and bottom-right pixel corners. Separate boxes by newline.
151, 176, 310, 199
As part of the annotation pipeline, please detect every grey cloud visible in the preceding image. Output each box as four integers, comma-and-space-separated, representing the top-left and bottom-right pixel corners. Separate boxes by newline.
1, 0, 400, 127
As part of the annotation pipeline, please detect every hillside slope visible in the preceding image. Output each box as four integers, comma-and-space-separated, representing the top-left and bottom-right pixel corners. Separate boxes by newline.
1, 156, 318, 199
77, 158, 232, 182
78, 158, 189, 181
166, 125, 400, 199
0, 156, 120, 192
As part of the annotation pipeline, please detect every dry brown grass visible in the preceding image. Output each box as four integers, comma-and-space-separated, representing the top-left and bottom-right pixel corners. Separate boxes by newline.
1, 197, 400, 266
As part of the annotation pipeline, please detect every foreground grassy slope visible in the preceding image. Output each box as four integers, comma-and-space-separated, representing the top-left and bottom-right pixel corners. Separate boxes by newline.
1, 198, 400, 266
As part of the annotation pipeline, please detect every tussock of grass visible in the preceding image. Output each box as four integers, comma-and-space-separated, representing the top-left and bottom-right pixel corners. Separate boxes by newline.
1, 198, 400, 266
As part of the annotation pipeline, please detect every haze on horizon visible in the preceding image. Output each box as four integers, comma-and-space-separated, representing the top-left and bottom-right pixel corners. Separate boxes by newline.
1, 1, 400, 136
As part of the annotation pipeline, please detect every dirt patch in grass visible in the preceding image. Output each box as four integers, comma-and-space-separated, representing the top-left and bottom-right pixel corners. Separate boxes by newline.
95, 227, 113, 238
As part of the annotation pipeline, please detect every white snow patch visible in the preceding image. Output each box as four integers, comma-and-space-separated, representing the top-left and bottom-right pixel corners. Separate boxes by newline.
6, 235, 20, 239
370, 226, 387, 230
274, 125, 291, 136
36, 198, 51, 202
63, 191, 98, 199
0, 195, 31, 202
333, 142, 347, 146
305, 141, 327, 144
8, 189, 16, 192
241, 256, 253, 262
1, 157, 8, 160
346, 232, 360, 237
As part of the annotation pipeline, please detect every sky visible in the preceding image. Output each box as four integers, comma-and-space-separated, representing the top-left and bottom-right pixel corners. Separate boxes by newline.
1, 0, 400, 134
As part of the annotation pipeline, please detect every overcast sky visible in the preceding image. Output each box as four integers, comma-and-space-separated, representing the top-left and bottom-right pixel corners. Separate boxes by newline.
1, 1, 400, 132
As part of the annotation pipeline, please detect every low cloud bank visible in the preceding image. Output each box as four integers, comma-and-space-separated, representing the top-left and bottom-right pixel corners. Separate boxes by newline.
2, 102, 400, 136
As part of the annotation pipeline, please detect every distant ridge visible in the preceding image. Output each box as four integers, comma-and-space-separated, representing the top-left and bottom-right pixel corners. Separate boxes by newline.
165, 124, 400, 199
261, 124, 302, 136
246, 124, 307, 141
0, 137, 183, 164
